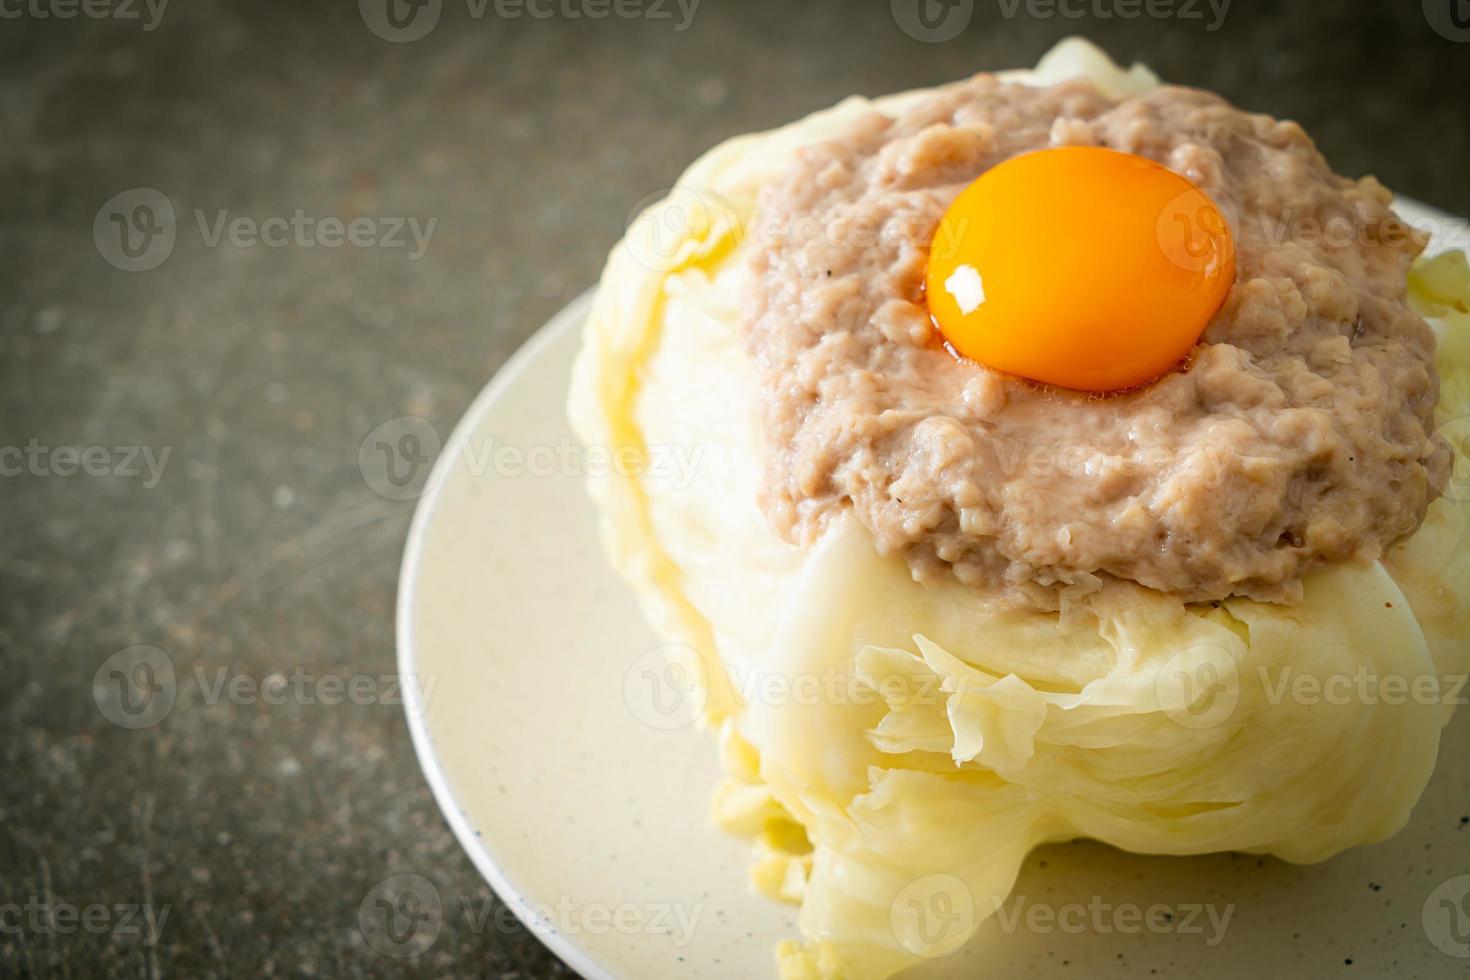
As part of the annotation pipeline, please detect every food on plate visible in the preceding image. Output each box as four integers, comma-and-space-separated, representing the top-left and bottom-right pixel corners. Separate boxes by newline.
569, 38, 1470, 979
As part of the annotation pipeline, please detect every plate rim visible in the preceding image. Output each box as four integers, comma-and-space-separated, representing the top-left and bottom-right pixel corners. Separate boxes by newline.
397, 196, 1467, 979
396, 288, 609, 980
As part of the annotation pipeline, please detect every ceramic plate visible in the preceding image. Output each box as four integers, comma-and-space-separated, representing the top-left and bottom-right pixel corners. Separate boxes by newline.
398, 200, 1470, 979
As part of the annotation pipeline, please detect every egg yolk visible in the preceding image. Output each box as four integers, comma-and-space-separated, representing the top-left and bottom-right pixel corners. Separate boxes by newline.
925, 146, 1235, 392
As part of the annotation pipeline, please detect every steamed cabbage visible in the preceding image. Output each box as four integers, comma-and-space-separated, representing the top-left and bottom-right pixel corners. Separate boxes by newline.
569, 40, 1470, 980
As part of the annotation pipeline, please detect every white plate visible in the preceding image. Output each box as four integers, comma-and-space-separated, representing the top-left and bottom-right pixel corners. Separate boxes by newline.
398, 200, 1470, 979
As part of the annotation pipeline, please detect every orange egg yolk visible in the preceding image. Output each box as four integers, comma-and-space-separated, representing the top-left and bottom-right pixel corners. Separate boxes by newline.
925, 146, 1235, 392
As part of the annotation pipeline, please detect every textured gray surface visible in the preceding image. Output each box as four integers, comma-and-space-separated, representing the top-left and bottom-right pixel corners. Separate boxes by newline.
0, 1, 1466, 977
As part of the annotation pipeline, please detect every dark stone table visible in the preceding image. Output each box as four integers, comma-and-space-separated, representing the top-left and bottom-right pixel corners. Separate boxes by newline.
2, 0, 1466, 976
